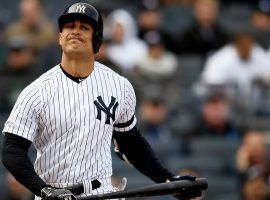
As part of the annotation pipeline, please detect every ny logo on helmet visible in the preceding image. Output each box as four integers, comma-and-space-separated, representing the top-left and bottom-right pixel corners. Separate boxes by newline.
76, 5, 86, 13
94, 96, 119, 125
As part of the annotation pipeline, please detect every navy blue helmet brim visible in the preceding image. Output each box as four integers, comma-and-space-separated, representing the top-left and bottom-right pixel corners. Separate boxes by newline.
58, 13, 98, 32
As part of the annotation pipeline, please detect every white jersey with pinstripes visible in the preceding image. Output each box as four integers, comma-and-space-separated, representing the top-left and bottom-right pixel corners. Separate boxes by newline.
3, 61, 137, 196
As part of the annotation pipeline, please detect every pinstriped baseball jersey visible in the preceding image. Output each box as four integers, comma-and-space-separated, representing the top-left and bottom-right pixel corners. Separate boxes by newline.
3, 61, 137, 196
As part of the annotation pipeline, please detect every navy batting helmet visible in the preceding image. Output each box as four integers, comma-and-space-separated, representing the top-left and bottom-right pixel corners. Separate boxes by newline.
58, 2, 103, 53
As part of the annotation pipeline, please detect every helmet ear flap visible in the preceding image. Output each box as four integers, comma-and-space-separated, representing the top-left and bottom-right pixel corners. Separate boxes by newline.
93, 13, 103, 53
93, 34, 103, 54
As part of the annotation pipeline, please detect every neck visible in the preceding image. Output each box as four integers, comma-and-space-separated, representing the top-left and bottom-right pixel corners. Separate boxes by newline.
61, 53, 95, 78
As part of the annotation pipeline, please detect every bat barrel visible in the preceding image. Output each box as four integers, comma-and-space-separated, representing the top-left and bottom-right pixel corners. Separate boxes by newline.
77, 178, 208, 200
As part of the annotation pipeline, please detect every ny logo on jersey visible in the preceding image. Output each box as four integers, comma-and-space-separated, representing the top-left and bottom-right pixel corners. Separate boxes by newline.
76, 4, 86, 13
94, 96, 119, 124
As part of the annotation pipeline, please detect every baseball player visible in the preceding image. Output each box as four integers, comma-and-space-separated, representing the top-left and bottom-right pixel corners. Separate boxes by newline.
1, 2, 202, 200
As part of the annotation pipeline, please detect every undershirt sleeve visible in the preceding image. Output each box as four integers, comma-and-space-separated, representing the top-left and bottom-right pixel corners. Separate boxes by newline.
113, 126, 173, 183
2, 132, 48, 196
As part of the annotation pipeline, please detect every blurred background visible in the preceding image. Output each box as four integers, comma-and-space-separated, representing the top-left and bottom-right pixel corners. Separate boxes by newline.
1, 0, 270, 199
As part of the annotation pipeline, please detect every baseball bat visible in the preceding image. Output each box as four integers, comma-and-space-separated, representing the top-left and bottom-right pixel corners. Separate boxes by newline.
77, 178, 208, 200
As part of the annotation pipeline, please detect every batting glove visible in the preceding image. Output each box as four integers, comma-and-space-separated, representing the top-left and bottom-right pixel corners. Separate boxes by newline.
117, 177, 127, 191
169, 175, 202, 200
41, 187, 77, 200
117, 177, 127, 200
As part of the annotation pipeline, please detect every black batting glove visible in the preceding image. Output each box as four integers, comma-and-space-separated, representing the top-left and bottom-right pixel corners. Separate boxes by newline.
169, 175, 202, 200
41, 187, 77, 200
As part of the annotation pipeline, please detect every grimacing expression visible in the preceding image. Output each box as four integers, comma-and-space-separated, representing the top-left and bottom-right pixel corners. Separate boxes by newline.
59, 20, 94, 55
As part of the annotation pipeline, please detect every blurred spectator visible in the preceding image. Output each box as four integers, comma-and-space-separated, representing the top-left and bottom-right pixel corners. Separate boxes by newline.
95, 38, 123, 75
6, 172, 34, 200
250, 7, 270, 49
136, 31, 178, 81
186, 88, 241, 139
158, 0, 194, 5
199, 28, 270, 109
177, 0, 229, 56
0, 22, 5, 68
129, 30, 179, 107
0, 35, 42, 113
235, 131, 270, 200
137, 0, 178, 53
4, 0, 56, 56
38, 33, 62, 71
137, 93, 172, 143
105, 9, 148, 71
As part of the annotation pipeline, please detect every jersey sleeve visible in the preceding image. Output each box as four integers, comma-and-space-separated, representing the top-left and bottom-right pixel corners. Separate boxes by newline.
113, 78, 137, 132
2, 84, 42, 142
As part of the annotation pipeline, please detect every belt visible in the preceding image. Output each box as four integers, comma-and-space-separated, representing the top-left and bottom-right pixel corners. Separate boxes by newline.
65, 180, 101, 195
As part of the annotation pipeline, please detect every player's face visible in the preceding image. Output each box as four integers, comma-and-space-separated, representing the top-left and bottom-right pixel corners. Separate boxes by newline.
59, 20, 94, 56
